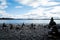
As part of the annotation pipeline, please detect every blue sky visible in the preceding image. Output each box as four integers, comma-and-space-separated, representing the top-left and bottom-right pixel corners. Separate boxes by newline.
0, 0, 60, 19
6, 0, 33, 15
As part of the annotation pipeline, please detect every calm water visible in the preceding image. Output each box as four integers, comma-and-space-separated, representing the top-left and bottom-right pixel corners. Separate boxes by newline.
0, 20, 60, 24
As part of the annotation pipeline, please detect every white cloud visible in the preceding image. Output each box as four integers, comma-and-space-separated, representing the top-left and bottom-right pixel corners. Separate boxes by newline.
15, 6, 23, 8
0, 0, 8, 9
13, 7, 48, 19
22, 6, 60, 19
13, 0, 60, 19
0, 0, 60, 19
0, 10, 14, 18
26, 7, 45, 16
0, 0, 10, 18
49, 6, 60, 13
45, 6, 60, 18
15, 0, 42, 8
15, 0, 60, 8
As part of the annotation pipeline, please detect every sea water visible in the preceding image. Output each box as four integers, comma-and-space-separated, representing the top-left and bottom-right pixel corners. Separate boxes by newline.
0, 20, 60, 24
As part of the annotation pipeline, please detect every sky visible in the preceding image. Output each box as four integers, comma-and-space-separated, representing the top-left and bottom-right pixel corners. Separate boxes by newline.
0, 0, 60, 19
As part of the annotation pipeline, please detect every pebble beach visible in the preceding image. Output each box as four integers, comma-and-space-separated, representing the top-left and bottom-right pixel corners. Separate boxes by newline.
0, 23, 49, 40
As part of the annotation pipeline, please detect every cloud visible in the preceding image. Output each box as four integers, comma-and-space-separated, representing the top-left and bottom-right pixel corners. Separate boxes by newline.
15, 0, 60, 8
0, 0, 60, 19
22, 6, 60, 19
45, 6, 60, 18
14, 0, 60, 19
13, 7, 49, 19
0, 0, 10, 18
48, 6, 60, 13
0, 0, 8, 9
0, 10, 14, 18
15, 6, 23, 8
15, 0, 43, 8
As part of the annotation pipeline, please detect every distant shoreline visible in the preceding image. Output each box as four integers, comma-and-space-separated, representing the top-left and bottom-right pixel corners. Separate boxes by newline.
0, 18, 60, 20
